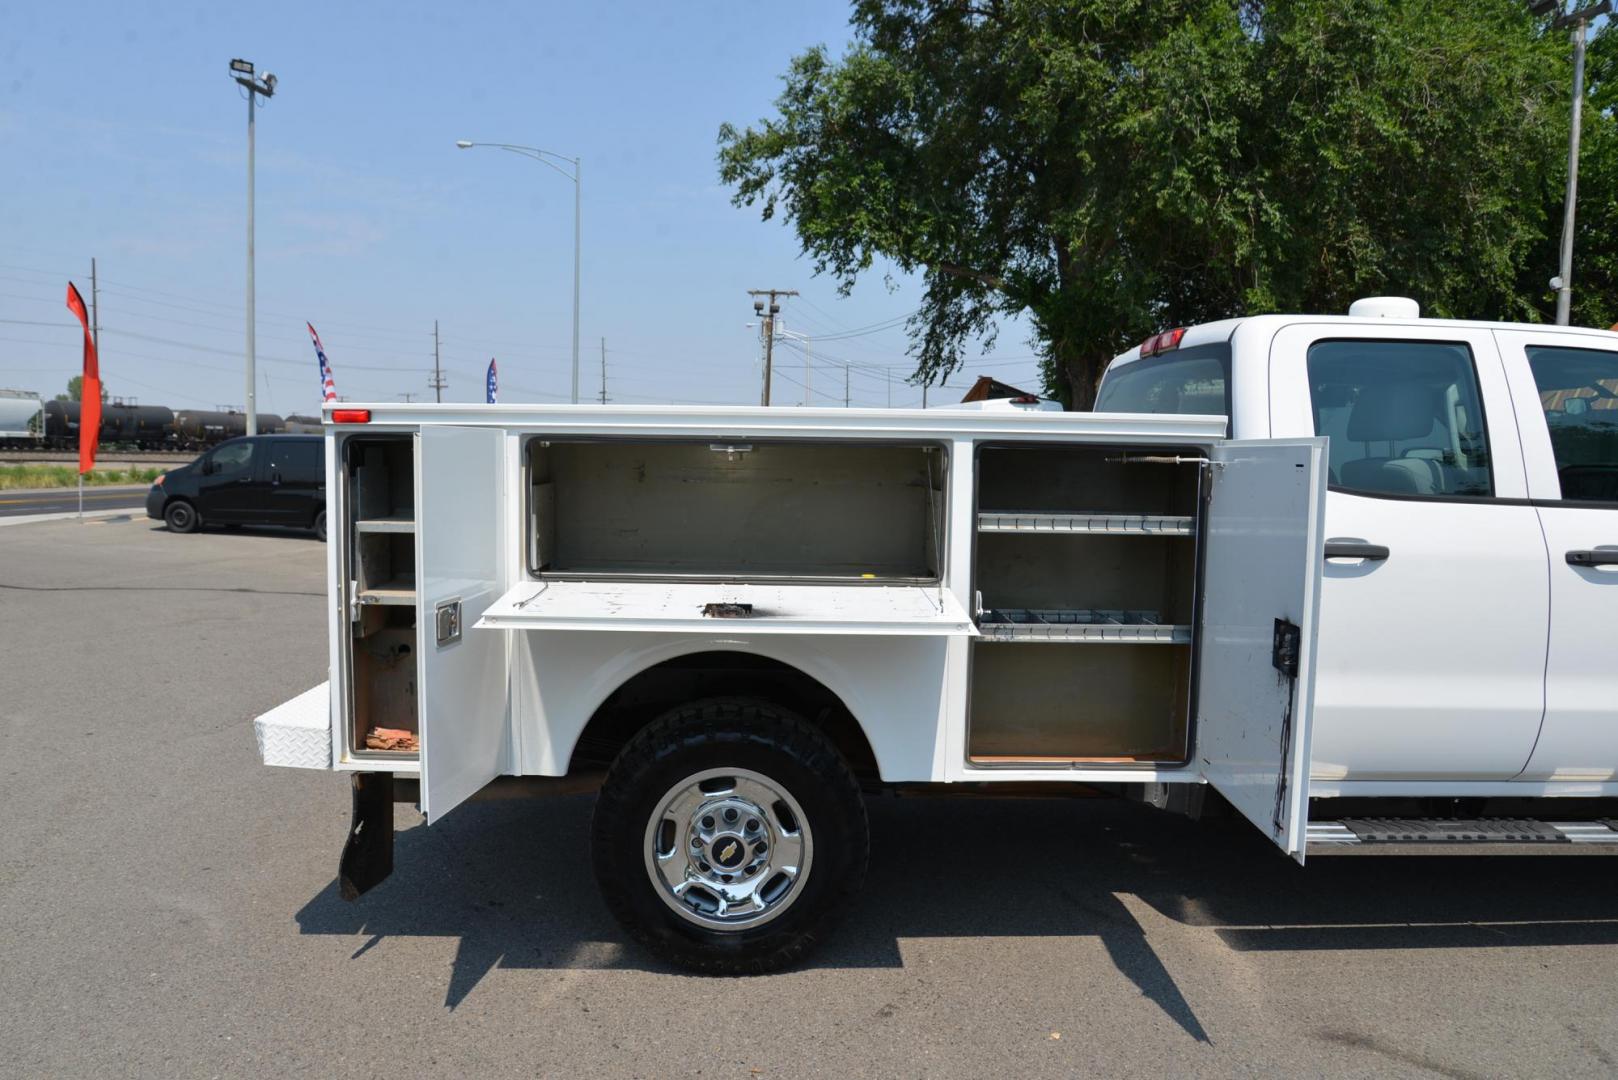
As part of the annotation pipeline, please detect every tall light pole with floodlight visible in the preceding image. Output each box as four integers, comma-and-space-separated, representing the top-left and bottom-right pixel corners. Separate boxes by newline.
456, 140, 582, 402
230, 59, 276, 434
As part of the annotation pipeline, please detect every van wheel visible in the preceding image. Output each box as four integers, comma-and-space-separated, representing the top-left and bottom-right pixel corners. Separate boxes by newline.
163, 500, 199, 534
314, 510, 327, 543
592, 697, 868, 974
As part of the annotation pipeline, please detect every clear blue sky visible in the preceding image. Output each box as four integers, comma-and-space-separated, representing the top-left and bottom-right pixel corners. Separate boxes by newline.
0, 0, 1043, 415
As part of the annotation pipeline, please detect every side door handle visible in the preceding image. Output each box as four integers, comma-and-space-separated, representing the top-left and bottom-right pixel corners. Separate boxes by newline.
1567, 549, 1618, 567
1325, 540, 1390, 562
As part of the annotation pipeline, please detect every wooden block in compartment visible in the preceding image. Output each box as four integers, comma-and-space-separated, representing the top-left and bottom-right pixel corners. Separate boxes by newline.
968, 643, 1191, 762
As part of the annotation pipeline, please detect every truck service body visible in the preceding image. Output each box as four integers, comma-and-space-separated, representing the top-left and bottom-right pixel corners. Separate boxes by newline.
254, 301, 1618, 971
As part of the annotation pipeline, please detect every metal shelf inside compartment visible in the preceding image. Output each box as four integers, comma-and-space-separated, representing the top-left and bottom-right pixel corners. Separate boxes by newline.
354, 513, 415, 534
978, 607, 1190, 644
977, 511, 1193, 536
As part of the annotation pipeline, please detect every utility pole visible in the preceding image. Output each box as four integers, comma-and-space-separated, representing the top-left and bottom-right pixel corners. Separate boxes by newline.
1543, 0, 1611, 324
398, 392, 418, 403
230, 60, 276, 434
599, 337, 608, 403
428, 320, 446, 402
89, 258, 100, 358
886, 367, 893, 408
748, 289, 798, 405
844, 363, 850, 408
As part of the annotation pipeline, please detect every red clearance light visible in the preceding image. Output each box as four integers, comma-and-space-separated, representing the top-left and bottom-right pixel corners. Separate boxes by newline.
1139, 327, 1187, 358
331, 409, 371, 424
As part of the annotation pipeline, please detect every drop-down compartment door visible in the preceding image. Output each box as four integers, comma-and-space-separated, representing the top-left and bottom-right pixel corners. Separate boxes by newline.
417, 426, 509, 823
1198, 438, 1328, 862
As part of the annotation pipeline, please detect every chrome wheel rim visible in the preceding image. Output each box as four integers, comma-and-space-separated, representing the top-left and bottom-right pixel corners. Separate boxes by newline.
643, 768, 812, 930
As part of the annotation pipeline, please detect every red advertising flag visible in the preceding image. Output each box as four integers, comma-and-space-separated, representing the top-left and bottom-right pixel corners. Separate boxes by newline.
65, 283, 100, 474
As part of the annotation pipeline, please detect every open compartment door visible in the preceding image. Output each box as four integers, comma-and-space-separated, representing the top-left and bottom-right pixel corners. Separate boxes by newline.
1198, 438, 1327, 862
417, 426, 508, 822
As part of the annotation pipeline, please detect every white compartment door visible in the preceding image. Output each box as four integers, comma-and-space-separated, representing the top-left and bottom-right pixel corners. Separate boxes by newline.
1199, 438, 1328, 862
417, 426, 508, 823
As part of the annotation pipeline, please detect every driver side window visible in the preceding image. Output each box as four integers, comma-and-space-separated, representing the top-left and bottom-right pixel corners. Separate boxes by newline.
211, 440, 255, 476
1306, 340, 1493, 498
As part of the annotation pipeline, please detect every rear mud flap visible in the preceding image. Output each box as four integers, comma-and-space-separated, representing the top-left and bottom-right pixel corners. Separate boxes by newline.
339, 772, 394, 901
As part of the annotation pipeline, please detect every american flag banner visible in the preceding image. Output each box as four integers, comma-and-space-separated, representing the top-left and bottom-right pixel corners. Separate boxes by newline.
307, 323, 337, 402
486, 358, 498, 404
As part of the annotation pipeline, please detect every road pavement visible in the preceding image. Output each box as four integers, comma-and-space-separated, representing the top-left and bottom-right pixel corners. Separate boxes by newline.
2, 517, 1616, 1078
0, 484, 148, 518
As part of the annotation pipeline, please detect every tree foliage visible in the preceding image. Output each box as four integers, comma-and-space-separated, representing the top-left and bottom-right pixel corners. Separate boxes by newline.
58, 375, 107, 403
720, 0, 1593, 407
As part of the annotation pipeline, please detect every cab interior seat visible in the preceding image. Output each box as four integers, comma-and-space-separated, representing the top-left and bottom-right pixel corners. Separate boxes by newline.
1341, 383, 1446, 495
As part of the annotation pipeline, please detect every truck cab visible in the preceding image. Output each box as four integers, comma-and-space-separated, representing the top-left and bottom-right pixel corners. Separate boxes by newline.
1097, 297, 1618, 795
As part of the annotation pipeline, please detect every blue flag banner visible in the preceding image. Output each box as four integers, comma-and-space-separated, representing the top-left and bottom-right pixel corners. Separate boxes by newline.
485, 358, 498, 404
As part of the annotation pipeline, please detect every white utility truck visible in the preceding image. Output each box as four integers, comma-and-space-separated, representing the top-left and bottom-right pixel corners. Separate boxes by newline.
255, 298, 1618, 973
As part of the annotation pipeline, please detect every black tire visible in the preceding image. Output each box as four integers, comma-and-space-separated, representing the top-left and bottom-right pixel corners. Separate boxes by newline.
592, 697, 868, 974
163, 500, 199, 534
314, 510, 327, 543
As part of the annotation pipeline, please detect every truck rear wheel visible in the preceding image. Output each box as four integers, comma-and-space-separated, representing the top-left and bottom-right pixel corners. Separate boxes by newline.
592, 697, 868, 974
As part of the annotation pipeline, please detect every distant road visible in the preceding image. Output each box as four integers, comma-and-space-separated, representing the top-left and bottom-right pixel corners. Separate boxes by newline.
0, 485, 149, 519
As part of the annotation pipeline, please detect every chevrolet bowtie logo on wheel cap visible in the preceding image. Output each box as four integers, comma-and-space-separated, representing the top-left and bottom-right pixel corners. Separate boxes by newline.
718, 841, 739, 863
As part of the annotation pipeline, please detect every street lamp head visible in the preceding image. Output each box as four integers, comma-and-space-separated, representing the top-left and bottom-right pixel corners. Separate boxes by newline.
455, 140, 475, 149
230, 58, 254, 76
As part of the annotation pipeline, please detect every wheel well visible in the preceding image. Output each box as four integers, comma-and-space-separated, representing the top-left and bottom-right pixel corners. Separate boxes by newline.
569, 652, 880, 782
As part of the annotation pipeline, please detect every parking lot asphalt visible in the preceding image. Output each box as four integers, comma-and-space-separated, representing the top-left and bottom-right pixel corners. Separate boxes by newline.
3, 517, 1617, 1078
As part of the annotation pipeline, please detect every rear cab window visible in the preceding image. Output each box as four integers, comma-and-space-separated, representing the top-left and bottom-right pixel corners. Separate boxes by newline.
1095, 343, 1231, 426
1306, 340, 1493, 498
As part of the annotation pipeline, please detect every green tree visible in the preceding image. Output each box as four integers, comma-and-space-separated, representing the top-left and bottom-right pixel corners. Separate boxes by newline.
720, 0, 1571, 407
58, 375, 108, 403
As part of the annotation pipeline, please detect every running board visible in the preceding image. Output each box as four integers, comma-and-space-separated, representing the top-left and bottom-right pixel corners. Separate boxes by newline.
1307, 818, 1618, 855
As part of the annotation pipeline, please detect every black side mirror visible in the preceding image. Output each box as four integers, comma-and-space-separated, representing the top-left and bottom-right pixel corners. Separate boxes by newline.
199, 459, 214, 476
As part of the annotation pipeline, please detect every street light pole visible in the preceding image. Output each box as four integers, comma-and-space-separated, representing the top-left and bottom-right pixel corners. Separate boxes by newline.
1543, 1, 1611, 325
230, 60, 276, 433
456, 140, 582, 401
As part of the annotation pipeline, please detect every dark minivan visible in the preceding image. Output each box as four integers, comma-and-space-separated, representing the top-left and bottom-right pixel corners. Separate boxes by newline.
147, 434, 327, 540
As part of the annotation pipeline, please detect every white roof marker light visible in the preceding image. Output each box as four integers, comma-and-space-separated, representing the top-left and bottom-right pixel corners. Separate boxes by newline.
1348, 297, 1421, 319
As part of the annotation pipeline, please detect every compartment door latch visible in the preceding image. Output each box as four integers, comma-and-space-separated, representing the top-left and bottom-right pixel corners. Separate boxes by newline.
1271, 618, 1301, 680
435, 599, 462, 647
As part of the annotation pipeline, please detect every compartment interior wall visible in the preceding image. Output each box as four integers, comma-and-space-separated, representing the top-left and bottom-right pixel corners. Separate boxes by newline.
977, 445, 1199, 515
975, 533, 1194, 621
528, 439, 945, 578
350, 438, 415, 519
968, 644, 1191, 761
969, 442, 1202, 763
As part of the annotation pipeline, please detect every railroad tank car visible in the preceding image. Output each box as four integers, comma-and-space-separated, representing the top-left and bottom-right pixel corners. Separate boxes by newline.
101, 404, 176, 449
0, 390, 44, 448
282, 414, 323, 434
43, 399, 83, 449
171, 410, 283, 448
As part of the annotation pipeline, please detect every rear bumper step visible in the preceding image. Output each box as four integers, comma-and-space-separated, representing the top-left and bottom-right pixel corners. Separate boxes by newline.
1308, 818, 1618, 855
